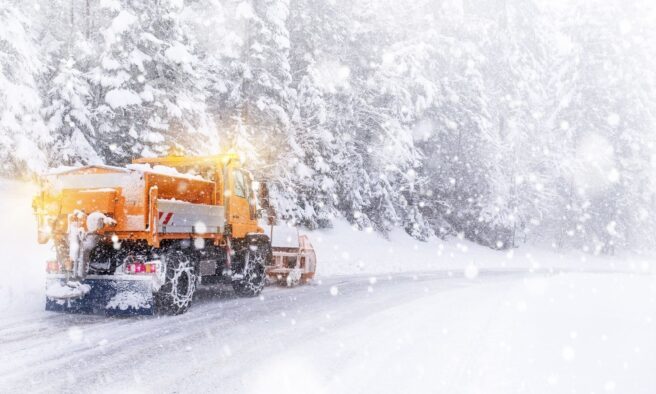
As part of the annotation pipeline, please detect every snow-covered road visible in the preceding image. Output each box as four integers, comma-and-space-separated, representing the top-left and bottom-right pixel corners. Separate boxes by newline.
1, 270, 654, 394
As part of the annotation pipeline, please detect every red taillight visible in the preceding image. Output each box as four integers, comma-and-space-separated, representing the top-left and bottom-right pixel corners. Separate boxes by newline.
125, 262, 158, 274
46, 260, 60, 273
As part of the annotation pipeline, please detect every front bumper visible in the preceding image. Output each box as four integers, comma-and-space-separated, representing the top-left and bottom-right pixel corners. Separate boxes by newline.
45, 274, 155, 316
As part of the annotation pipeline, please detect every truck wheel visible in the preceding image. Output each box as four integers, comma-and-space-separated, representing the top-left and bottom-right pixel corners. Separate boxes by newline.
155, 249, 197, 315
232, 242, 269, 297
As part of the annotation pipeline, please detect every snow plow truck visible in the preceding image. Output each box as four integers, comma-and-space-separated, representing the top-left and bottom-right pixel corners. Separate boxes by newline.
32, 153, 274, 315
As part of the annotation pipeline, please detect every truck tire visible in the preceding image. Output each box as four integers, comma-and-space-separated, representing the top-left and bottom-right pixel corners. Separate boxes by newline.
232, 240, 270, 297
155, 249, 197, 315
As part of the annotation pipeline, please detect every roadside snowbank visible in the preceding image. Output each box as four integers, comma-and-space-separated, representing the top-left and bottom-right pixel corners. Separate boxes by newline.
0, 180, 49, 314
307, 220, 655, 277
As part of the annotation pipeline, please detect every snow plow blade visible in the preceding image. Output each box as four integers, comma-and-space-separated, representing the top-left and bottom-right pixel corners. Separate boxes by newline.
45, 277, 155, 316
266, 234, 317, 286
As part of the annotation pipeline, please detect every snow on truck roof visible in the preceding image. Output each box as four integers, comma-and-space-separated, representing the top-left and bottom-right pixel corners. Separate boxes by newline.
46, 164, 129, 175
47, 164, 208, 182
126, 164, 206, 181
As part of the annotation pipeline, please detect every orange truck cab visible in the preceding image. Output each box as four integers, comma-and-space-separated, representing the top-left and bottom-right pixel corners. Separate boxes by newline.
33, 154, 272, 315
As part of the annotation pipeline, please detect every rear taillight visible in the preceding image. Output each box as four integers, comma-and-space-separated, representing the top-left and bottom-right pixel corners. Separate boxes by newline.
124, 261, 159, 274
46, 260, 60, 273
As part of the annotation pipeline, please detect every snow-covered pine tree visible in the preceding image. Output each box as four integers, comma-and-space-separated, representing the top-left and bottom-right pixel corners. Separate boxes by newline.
43, 57, 100, 166
92, 0, 216, 164
38, 0, 100, 167
551, 0, 656, 254
371, 0, 496, 242
182, 0, 245, 135
298, 0, 434, 238
473, 0, 558, 248
0, 2, 49, 176
285, 0, 351, 228
287, 74, 337, 228
227, 0, 297, 222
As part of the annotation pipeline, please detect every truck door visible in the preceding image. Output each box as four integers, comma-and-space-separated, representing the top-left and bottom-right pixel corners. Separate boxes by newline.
227, 167, 256, 238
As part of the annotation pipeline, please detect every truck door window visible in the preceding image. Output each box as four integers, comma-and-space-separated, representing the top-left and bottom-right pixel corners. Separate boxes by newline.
245, 173, 257, 219
233, 169, 246, 198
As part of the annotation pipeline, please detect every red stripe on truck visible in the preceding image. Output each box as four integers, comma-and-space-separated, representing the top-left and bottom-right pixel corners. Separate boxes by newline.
163, 212, 173, 225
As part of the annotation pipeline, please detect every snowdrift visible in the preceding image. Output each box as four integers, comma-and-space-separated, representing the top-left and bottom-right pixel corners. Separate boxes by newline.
309, 220, 653, 277
0, 180, 50, 314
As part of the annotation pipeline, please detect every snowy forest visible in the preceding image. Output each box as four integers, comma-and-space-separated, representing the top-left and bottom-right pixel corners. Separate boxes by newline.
1, 0, 655, 254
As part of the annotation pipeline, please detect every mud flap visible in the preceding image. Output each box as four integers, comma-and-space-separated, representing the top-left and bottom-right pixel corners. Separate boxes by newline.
46, 278, 155, 316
